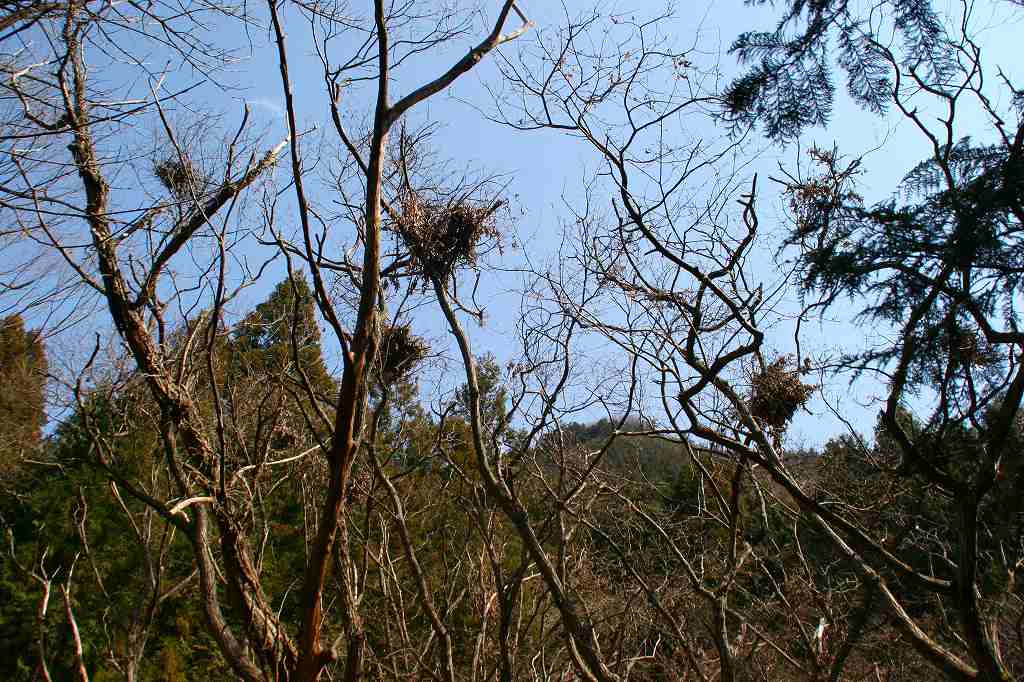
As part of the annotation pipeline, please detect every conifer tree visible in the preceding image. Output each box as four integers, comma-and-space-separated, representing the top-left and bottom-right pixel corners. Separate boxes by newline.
0, 315, 46, 472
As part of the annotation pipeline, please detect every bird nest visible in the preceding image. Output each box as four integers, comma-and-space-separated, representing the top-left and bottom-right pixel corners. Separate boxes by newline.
392, 192, 501, 280
946, 325, 999, 368
347, 465, 373, 505
749, 357, 815, 431
269, 422, 300, 451
377, 324, 428, 382
153, 156, 202, 197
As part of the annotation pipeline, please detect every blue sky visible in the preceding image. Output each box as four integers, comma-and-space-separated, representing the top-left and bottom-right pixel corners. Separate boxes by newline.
9, 0, 1024, 445
236, 0, 1019, 447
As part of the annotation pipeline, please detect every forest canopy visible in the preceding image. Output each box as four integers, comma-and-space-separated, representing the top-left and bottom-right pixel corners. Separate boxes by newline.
0, 0, 1022, 680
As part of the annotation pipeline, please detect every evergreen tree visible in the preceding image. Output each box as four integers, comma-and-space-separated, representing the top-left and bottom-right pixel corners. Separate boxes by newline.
0, 315, 46, 475
730, 3, 1024, 678
725, 0, 954, 140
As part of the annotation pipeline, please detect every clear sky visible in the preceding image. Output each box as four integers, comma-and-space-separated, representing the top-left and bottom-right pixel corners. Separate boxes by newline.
9, 0, 1024, 445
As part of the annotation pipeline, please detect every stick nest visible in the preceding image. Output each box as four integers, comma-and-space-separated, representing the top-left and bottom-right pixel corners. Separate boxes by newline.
347, 465, 373, 505
946, 325, 999, 368
392, 193, 501, 280
154, 156, 202, 197
377, 324, 428, 382
749, 357, 815, 431
269, 422, 300, 451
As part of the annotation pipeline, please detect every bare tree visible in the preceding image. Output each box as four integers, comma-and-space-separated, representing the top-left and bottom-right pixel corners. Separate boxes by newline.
486, 2, 1024, 680
3, 0, 533, 680
5, 1, 1020, 681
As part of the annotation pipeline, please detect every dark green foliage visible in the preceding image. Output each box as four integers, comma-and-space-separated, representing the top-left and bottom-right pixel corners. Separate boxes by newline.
233, 276, 332, 387
726, 0, 951, 140
561, 418, 686, 482
0, 382, 243, 680
0, 278, 342, 681
783, 139, 1023, 392
455, 354, 510, 438
229, 276, 336, 452
815, 409, 1024, 604
762, 23, 1024, 663
0, 315, 47, 471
